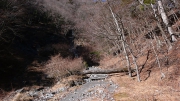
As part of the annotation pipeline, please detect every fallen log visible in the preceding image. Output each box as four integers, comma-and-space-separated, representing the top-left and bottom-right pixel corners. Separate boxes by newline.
81, 67, 129, 75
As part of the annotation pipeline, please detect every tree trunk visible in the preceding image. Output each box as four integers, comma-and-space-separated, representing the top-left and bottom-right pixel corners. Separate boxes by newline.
108, 4, 132, 77
148, 34, 165, 79
158, 0, 177, 42
81, 67, 130, 74
157, 23, 172, 50
126, 44, 141, 82
138, 0, 144, 5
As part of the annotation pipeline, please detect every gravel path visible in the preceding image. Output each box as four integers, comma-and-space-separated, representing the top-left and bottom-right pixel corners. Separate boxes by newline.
60, 80, 118, 101
4, 67, 119, 101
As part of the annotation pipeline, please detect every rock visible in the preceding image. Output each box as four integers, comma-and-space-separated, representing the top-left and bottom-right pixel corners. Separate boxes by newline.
61, 80, 118, 101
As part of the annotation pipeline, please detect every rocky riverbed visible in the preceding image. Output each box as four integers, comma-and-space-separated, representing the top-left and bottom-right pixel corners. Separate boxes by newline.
3, 67, 119, 101
60, 80, 118, 101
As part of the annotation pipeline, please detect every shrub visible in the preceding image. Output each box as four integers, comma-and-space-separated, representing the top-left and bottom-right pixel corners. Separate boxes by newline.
44, 54, 83, 80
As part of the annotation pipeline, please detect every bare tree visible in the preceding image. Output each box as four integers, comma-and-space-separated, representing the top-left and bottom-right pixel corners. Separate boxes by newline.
139, 0, 177, 42
107, 1, 132, 77
157, 0, 177, 42
148, 33, 166, 79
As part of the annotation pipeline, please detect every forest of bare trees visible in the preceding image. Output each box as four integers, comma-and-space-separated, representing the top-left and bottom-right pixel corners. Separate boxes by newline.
1, 0, 180, 100
75, 0, 180, 81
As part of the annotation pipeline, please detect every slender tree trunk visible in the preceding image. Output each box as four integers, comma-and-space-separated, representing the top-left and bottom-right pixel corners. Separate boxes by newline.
157, 23, 172, 50
148, 35, 165, 79
138, 0, 144, 5
150, 2, 172, 49
108, 4, 132, 77
157, 0, 177, 42
151, 4, 157, 18
126, 43, 141, 82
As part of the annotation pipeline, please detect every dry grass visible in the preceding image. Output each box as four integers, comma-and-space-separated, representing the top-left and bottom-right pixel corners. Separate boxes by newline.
44, 54, 84, 80
12, 93, 33, 101
100, 41, 180, 101
109, 70, 180, 101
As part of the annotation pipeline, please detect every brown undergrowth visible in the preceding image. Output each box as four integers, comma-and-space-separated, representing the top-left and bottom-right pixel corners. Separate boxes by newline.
98, 40, 180, 101
44, 54, 84, 81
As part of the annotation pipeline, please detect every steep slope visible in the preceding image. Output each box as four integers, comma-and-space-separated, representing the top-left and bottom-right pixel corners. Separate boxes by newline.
1, 0, 180, 100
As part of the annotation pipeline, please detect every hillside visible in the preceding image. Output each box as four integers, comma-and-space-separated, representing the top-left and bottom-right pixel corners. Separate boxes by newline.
1, 0, 180, 101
